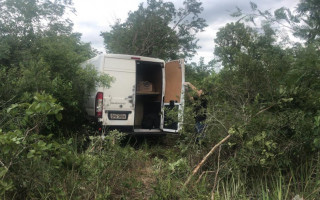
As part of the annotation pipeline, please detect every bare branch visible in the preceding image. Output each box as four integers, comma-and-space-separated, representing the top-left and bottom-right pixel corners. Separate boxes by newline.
196, 171, 215, 184
255, 103, 277, 116
184, 134, 231, 187
0, 159, 8, 171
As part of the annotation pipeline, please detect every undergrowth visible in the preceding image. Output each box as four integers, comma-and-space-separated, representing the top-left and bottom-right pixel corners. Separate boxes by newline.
1, 93, 319, 199
1, 126, 319, 199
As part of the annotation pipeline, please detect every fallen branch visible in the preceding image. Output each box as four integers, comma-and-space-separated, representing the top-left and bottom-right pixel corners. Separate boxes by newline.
255, 103, 277, 116
184, 134, 231, 187
196, 171, 215, 184
0, 159, 8, 171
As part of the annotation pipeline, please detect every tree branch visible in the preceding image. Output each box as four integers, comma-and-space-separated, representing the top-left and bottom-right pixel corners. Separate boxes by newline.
184, 134, 231, 187
254, 103, 277, 116
0, 159, 8, 171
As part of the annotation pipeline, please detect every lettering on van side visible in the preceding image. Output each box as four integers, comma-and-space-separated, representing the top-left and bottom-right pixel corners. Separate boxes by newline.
110, 102, 123, 104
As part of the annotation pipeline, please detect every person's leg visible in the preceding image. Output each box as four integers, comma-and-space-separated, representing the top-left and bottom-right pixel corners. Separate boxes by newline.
195, 122, 206, 143
196, 121, 206, 133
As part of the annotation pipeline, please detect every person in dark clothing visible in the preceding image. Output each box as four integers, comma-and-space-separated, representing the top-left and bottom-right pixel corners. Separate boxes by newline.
184, 82, 208, 136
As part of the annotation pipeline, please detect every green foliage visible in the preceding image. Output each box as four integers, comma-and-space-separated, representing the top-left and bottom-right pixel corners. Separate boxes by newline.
0, 66, 19, 105
164, 105, 179, 128
185, 57, 215, 87
231, 0, 320, 44
177, 2, 320, 197
0, 0, 74, 66
295, 0, 320, 43
207, 20, 320, 171
101, 0, 207, 60
0, 0, 113, 131
0, 0, 116, 197
0, 93, 67, 197
0, 93, 145, 199
1, 0, 320, 199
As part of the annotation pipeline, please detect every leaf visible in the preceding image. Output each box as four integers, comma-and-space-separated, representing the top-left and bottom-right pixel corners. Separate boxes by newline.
55, 113, 62, 121
67, 138, 73, 145
314, 116, 320, 127
26, 110, 34, 115
27, 150, 35, 158
274, 7, 288, 21
228, 127, 236, 135
260, 158, 266, 165
281, 98, 293, 102
231, 7, 242, 17
250, 1, 257, 11
3, 146, 10, 155
38, 140, 46, 147
7, 104, 19, 113
36, 101, 42, 109
0, 168, 8, 178
279, 85, 285, 94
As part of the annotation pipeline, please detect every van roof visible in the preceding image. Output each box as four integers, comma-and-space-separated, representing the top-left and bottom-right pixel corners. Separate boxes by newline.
89, 54, 165, 63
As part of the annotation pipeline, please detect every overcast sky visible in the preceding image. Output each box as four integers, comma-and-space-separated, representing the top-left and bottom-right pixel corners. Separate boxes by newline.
70, 0, 299, 63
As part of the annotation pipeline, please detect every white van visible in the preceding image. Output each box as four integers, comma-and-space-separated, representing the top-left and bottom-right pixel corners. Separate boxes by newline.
83, 54, 185, 134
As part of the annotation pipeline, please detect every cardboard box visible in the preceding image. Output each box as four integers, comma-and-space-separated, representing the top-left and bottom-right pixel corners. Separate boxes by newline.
137, 81, 153, 92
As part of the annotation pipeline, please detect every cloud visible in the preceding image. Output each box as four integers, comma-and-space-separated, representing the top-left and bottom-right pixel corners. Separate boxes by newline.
71, 0, 300, 62
194, 0, 300, 63
71, 0, 148, 52
201, 0, 299, 24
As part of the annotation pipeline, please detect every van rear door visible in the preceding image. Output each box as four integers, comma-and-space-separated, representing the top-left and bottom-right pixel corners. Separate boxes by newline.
103, 57, 136, 128
161, 59, 185, 133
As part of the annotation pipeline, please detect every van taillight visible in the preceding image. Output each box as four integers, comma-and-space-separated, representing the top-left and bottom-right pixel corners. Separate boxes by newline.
95, 92, 103, 118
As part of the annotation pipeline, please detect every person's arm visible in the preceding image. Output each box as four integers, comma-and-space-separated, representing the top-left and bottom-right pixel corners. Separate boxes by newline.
184, 82, 203, 97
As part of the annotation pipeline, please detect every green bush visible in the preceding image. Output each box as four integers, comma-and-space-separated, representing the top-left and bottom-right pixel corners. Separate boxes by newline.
0, 93, 147, 199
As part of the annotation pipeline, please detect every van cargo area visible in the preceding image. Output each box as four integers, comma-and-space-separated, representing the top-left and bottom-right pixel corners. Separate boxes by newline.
134, 61, 163, 131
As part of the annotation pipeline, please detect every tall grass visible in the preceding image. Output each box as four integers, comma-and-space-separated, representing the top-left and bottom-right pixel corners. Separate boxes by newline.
207, 154, 320, 200
2, 130, 319, 199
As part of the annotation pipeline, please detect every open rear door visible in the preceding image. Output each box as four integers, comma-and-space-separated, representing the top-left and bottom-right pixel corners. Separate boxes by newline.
161, 59, 185, 133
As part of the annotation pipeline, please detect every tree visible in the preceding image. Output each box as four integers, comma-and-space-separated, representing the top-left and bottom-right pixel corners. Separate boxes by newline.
230, 0, 320, 45
202, 19, 320, 174
0, 0, 75, 66
185, 57, 215, 88
295, 0, 320, 43
0, 0, 112, 131
214, 22, 255, 70
101, 0, 207, 60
